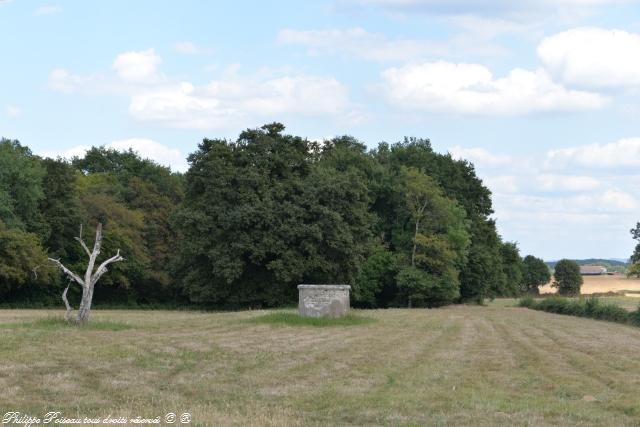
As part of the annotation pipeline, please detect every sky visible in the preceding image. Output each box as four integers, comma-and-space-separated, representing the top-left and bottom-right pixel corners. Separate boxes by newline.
2, 0, 640, 261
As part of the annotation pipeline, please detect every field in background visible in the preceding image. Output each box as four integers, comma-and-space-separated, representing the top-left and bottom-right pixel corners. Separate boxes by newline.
540, 274, 640, 295
3, 308, 640, 425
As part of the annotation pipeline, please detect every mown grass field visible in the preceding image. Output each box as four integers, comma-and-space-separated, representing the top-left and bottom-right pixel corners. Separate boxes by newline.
2, 307, 640, 426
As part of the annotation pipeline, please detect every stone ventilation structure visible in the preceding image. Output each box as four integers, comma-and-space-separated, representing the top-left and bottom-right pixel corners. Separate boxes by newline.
297, 285, 351, 318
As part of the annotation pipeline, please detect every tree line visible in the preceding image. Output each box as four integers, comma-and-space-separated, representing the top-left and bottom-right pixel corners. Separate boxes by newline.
0, 123, 549, 309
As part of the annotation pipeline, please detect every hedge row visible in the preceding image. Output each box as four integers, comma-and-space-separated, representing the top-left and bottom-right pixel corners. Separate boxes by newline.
519, 296, 640, 326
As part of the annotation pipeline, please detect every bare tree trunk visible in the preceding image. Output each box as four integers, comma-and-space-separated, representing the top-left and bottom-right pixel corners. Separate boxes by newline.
77, 287, 94, 325
62, 283, 72, 322
49, 223, 124, 325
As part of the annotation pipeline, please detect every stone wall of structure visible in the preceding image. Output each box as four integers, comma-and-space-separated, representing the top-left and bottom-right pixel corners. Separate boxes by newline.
297, 284, 351, 318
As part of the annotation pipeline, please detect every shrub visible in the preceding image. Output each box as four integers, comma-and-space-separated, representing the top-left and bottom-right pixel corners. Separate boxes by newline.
630, 303, 640, 326
518, 296, 535, 308
519, 296, 631, 325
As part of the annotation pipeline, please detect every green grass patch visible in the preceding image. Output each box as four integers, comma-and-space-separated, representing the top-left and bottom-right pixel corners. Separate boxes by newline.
0, 317, 133, 331
248, 311, 375, 327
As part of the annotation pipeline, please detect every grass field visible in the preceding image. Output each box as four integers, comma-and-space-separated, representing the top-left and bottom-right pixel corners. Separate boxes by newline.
3, 308, 640, 425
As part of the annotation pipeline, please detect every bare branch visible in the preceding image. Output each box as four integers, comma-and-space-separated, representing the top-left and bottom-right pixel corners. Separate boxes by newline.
62, 283, 72, 322
92, 223, 103, 255
32, 265, 40, 279
84, 223, 103, 285
48, 258, 85, 287
91, 249, 124, 286
74, 224, 91, 257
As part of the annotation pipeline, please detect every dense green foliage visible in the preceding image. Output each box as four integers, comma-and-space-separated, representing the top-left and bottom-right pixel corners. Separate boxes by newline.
519, 296, 638, 325
522, 255, 551, 295
552, 259, 583, 296
1, 124, 539, 308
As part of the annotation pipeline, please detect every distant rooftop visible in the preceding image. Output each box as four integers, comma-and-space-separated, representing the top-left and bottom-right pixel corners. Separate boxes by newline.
579, 265, 607, 275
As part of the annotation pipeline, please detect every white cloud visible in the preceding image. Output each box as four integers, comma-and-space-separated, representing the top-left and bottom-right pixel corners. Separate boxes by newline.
47, 68, 95, 93
536, 174, 600, 191
112, 49, 163, 83
381, 61, 608, 115
39, 139, 187, 172
6, 105, 21, 118
545, 138, 640, 169
538, 27, 640, 88
172, 41, 213, 55
35, 5, 61, 15
484, 175, 519, 193
39, 145, 91, 160
278, 27, 447, 61
50, 49, 352, 129
600, 189, 638, 210
109, 138, 188, 172
129, 74, 351, 129
449, 145, 512, 166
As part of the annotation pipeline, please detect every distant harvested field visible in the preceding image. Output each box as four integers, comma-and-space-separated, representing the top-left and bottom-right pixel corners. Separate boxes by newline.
540, 274, 640, 295
3, 308, 640, 425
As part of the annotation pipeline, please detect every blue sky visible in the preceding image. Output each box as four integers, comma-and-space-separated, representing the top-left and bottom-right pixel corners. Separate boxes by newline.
2, 0, 640, 260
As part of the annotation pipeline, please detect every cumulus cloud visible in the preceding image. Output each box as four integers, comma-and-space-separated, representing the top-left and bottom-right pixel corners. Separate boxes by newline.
545, 138, 640, 169
50, 49, 353, 129
39, 139, 188, 172
538, 27, 640, 88
109, 138, 188, 172
129, 74, 351, 129
380, 61, 608, 115
112, 49, 163, 83
536, 174, 601, 191
449, 145, 512, 166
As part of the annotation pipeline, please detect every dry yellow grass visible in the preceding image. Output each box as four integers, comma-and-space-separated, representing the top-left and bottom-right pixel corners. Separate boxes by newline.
2, 307, 640, 426
540, 274, 640, 295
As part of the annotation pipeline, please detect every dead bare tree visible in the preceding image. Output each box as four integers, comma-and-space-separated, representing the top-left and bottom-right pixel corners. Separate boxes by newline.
49, 223, 124, 325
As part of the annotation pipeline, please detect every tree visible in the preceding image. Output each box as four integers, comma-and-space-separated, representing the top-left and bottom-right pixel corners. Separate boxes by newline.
553, 259, 582, 296
353, 246, 400, 308
627, 263, 640, 278
0, 139, 46, 235
498, 242, 524, 297
630, 223, 640, 264
48, 224, 124, 324
0, 220, 52, 297
396, 167, 470, 307
458, 219, 504, 303
173, 124, 374, 307
521, 255, 550, 295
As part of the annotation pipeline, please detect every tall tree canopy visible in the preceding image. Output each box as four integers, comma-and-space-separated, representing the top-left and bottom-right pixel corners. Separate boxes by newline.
522, 255, 551, 295
172, 123, 375, 307
0, 124, 538, 309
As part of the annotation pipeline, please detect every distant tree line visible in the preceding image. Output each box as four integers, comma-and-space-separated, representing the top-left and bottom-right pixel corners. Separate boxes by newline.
0, 124, 548, 308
